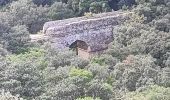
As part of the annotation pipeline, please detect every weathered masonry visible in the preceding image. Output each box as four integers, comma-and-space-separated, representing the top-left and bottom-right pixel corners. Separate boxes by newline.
40, 11, 130, 59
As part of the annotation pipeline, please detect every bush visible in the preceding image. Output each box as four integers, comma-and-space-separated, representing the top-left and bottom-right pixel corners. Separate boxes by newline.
71, 57, 89, 69
88, 64, 110, 81
113, 55, 160, 91
123, 85, 170, 100
48, 2, 74, 20
1, 0, 50, 33
47, 49, 75, 68
0, 90, 23, 100
3, 25, 30, 53
87, 79, 113, 100
69, 68, 93, 81
0, 48, 47, 99
91, 54, 118, 66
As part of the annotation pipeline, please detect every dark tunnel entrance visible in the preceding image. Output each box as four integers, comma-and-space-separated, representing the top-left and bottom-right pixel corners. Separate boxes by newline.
69, 40, 89, 59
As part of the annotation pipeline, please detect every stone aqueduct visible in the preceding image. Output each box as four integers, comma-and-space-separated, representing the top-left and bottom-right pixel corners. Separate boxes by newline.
31, 11, 130, 54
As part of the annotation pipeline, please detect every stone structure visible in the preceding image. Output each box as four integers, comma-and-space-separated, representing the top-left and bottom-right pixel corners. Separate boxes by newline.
36, 11, 130, 59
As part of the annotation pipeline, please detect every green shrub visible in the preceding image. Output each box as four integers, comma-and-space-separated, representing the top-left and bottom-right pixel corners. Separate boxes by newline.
91, 55, 118, 66
91, 56, 105, 65
6, 48, 47, 70
71, 57, 89, 69
124, 85, 170, 100
69, 68, 93, 81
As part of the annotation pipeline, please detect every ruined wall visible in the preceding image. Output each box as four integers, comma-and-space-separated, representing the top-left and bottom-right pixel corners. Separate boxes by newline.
43, 11, 130, 51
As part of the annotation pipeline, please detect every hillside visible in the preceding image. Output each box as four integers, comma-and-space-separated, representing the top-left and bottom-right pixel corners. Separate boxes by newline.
0, 0, 170, 100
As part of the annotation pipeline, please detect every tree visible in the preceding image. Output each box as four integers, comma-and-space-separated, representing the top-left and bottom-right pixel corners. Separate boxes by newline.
123, 85, 170, 100
2, 0, 50, 33
0, 0, 16, 6
0, 17, 30, 53
66, 0, 111, 16
0, 90, 24, 100
32, 0, 53, 6
154, 14, 170, 32
3, 25, 30, 53
48, 2, 74, 20
113, 55, 160, 91
86, 79, 113, 100
89, 2, 103, 13
108, 13, 170, 66
0, 48, 47, 99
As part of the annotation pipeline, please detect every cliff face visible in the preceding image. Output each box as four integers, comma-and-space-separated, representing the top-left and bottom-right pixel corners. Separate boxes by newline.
42, 11, 130, 51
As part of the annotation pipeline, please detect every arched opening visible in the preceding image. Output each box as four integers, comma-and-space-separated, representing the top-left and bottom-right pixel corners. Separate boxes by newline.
69, 40, 89, 59
69, 40, 88, 54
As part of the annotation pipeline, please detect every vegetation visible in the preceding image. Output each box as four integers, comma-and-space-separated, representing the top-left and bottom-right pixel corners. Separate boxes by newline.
0, 0, 170, 100
123, 85, 170, 100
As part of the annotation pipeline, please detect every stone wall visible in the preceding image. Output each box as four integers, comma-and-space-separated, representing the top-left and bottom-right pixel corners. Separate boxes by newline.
43, 11, 131, 51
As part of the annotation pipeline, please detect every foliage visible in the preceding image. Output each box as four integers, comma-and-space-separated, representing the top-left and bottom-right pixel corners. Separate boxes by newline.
154, 14, 170, 32
66, 0, 111, 16
48, 2, 74, 20
0, 0, 16, 6
76, 97, 101, 100
84, 12, 94, 17
91, 54, 118, 66
6, 48, 47, 68
0, 0, 170, 99
32, 0, 53, 6
123, 85, 170, 100
89, 1, 111, 13
4, 0, 50, 33
0, 48, 47, 99
0, 19, 30, 53
108, 13, 170, 67
47, 49, 75, 68
159, 67, 170, 87
71, 57, 89, 69
0, 90, 24, 100
69, 67, 93, 81
86, 79, 113, 100
113, 55, 161, 91
4, 25, 30, 53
